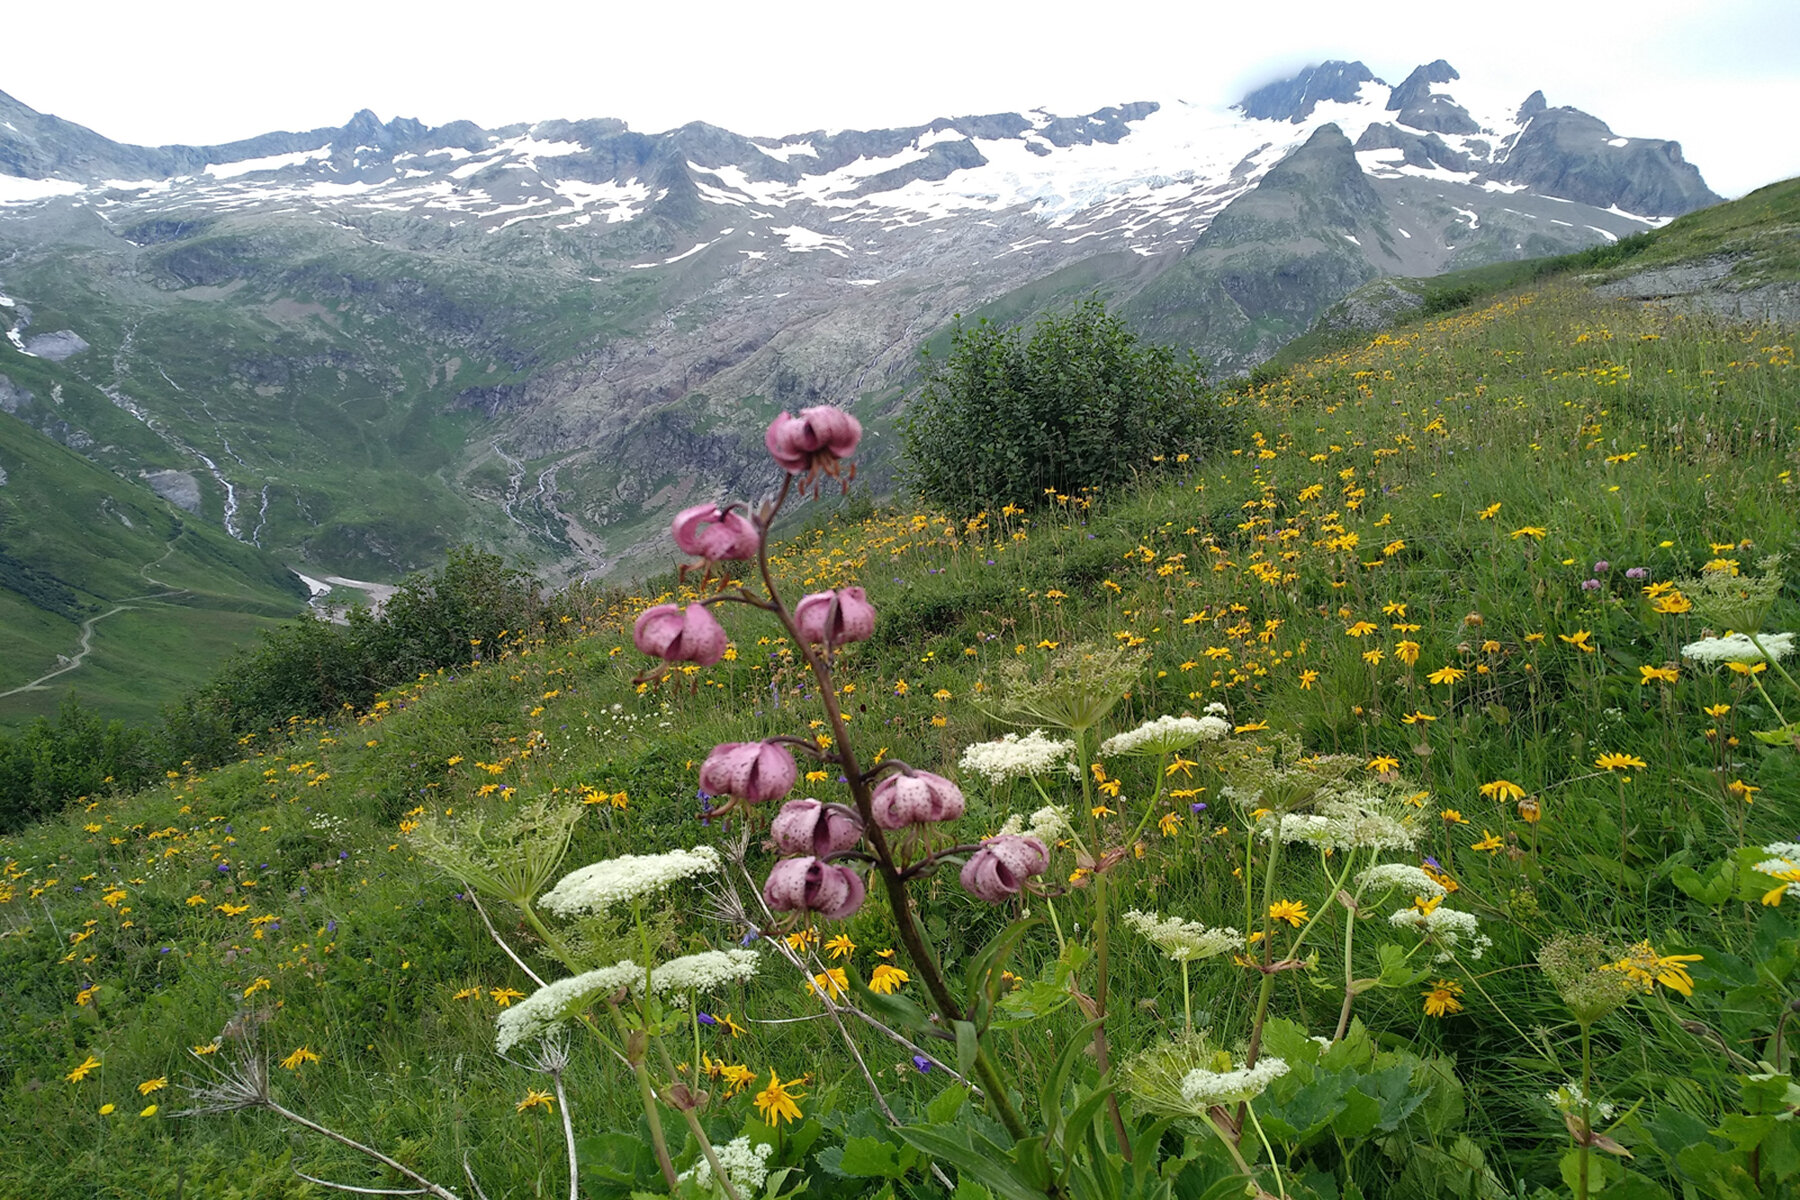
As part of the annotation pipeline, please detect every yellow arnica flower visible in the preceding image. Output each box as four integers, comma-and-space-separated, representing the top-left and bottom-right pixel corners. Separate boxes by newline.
808, 969, 849, 1001
868, 964, 910, 995
490, 987, 525, 1007
1268, 899, 1308, 928
825, 934, 856, 960
1421, 978, 1464, 1017
137, 1077, 167, 1096
1595, 752, 1647, 773
1470, 830, 1505, 853
1639, 665, 1679, 685
754, 1071, 806, 1127
1427, 666, 1465, 685
280, 1045, 321, 1070
1479, 780, 1525, 803
516, 1089, 555, 1114
65, 1054, 101, 1083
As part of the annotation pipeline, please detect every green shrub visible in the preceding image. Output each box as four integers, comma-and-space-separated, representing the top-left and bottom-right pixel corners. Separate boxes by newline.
901, 297, 1225, 514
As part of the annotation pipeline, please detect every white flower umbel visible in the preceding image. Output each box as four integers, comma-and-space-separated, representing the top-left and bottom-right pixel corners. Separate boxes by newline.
1681, 632, 1795, 664
1355, 863, 1446, 900
1388, 904, 1493, 962
1099, 714, 1229, 758
678, 1135, 774, 1194
959, 730, 1077, 784
1179, 1056, 1289, 1106
1263, 796, 1418, 853
1123, 910, 1242, 962
496, 961, 641, 1053
649, 949, 760, 996
539, 845, 722, 916
999, 804, 1074, 844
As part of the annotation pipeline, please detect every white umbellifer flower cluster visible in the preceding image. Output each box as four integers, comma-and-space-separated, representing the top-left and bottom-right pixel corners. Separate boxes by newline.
1099, 714, 1230, 758
1355, 863, 1446, 900
650, 949, 760, 996
959, 730, 1077, 783
998, 804, 1074, 843
496, 961, 641, 1053
678, 1135, 775, 1194
1204, 702, 1229, 717
1546, 1082, 1616, 1122
1123, 910, 1242, 962
1264, 796, 1417, 853
1681, 632, 1795, 664
539, 845, 722, 916
1179, 1056, 1289, 1106
1388, 905, 1493, 962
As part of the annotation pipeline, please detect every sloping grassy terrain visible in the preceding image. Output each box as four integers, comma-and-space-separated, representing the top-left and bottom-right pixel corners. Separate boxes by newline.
0, 393, 307, 729
0, 212, 1795, 1198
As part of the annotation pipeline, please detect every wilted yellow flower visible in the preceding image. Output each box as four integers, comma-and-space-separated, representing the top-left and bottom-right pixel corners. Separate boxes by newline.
280, 1045, 321, 1070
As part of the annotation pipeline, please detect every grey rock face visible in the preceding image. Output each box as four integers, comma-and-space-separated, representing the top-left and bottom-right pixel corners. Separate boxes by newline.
0, 373, 31, 414
1386, 61, 1480, 135
21, 329, 88, 361
1494, 108, 1719, 216
141, 469, 202, 513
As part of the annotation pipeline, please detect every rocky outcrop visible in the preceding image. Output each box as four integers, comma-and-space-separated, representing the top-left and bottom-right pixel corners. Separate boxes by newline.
1493, 107, 1719, 216
1386, 60, 1480, 135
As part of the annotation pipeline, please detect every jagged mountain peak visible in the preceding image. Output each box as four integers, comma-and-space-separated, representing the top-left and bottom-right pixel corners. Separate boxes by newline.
1237, 61, 1384, 123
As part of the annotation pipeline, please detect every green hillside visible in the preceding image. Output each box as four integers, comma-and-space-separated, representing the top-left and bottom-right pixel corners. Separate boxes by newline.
0, 182, 1795, 1200
0, 372, 307, 728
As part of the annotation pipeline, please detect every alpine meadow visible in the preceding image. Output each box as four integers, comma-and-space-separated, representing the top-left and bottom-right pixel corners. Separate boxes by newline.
3, 45, 1800, 1200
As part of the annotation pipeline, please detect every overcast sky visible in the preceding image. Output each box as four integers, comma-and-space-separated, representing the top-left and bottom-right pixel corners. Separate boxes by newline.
7, 0, 1797, 197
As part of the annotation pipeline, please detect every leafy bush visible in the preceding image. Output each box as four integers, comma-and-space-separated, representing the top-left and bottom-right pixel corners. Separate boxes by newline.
901, 297, 1224, 514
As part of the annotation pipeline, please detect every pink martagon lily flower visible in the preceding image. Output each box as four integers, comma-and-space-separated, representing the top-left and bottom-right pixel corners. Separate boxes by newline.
672, 504, 760, 561
771, 798, 864, 855
793, 587, 876, 648
765, 407, 862, 475
763, 856, 865, 919
960, 835, 1049, 902
698, 741, 798, 804
869, 770, 965, 830
632, 602, 728, 666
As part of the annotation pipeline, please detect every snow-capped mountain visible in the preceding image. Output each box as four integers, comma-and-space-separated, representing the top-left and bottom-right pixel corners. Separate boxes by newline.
0, 60, 1719, 583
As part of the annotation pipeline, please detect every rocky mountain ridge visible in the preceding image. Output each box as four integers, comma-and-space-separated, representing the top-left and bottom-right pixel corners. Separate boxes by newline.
0, 59, 1722, 607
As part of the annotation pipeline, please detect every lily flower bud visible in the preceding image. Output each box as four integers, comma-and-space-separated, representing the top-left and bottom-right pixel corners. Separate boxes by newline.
960, 835, 1049, 902
869, 770, 965, 830
763, 856, 866, 920
699, 741, 798, 804
771, 798, 864, 856
633, 602, 727, 666
793, 587, 875, 648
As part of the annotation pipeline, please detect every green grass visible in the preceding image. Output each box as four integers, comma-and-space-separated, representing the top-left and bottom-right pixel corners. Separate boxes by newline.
1, 200, 1797, 1198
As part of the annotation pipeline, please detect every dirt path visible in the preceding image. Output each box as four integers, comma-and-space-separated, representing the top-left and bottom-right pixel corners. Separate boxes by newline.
0, 536, 190, 699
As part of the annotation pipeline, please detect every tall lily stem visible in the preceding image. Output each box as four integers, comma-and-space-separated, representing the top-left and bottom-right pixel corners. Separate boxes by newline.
753, 478, 1029, 1142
